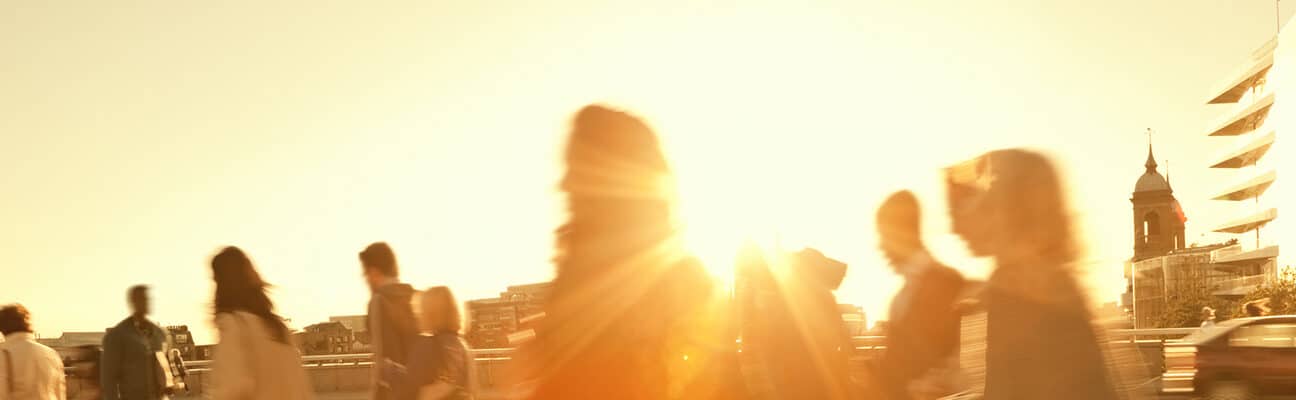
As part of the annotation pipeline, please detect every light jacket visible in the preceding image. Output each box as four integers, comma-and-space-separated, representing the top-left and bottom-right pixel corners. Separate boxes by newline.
0, 332, 66, 400
210, 311, 312, 400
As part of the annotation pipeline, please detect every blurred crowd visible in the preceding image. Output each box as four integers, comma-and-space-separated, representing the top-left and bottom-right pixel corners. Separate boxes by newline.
1, 105, 1144, 400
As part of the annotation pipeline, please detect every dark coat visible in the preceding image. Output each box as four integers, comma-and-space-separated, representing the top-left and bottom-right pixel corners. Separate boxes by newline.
101, 317, 168, 400
393, 333, 472, 400
982, 268, 1118, 400
368, 282, 418, 400
880, 262, 965, 400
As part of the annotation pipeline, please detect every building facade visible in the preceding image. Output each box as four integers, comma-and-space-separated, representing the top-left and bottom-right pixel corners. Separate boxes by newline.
1131, 148, 1186, 262
1124, 146, 1273, 328
328, 315, 372, 351
1200, 17, 1293, 271
166, 325, 196, 361
465, 282, 551, 349
295, 321, 355, 355
1126, 20, 1296, 327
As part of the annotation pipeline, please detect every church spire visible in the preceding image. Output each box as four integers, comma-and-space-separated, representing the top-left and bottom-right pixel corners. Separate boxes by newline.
1145, 128, 1158, 172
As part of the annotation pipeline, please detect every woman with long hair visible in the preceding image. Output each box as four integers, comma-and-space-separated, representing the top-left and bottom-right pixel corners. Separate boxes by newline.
392, 286, 474, 400
512, 105, 720, 399
945, 149, 1117, 400
209, 246, 312, 400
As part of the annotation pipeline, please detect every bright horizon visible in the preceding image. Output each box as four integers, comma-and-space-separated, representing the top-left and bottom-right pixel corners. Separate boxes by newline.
4, 1, 1294, 345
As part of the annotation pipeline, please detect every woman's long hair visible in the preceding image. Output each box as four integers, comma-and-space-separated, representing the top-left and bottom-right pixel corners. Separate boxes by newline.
211, 246, 290, 343
419, 286, 462, 335
517, 105, 714, 399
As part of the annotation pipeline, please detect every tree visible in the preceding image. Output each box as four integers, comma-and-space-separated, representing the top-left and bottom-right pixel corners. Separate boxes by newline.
1156, 285, 1236, 328
1154, 255, 1238, 328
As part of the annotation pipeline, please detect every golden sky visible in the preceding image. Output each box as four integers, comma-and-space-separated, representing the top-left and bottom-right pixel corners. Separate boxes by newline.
3, 0, 1293, 344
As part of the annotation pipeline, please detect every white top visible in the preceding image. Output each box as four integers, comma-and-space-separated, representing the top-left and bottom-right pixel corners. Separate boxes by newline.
0, 332, 66, 400
211, 312, 313, 400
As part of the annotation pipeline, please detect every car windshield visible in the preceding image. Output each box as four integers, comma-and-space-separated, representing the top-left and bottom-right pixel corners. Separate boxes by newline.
1182, 319, 1249, 344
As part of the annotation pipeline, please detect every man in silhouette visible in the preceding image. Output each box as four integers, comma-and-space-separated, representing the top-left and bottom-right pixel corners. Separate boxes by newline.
360, 242, 417, 400
875, 191, 965, 400
101, 285, 169, 400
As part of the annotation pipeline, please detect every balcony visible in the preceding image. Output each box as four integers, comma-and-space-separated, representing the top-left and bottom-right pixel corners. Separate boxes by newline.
1205, 91, 1275, 136
1213, 245, 1279, 267
1212, 208, 1278, 234
1212, 274, 1271, 297
1212, 170, 1276, 201
1207, 38, 1276, 104
1210, 128, 1276, 168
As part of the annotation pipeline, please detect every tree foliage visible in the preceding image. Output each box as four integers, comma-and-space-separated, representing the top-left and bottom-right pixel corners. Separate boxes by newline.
1155, 266, 1296, 328
1238, 267, 1296, 316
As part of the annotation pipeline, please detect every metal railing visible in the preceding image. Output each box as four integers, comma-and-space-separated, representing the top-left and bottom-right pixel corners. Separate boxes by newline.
181, 348, 517, 371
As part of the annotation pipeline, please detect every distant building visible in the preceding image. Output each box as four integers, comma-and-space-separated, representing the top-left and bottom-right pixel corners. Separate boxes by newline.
328, 315, 371, 351
329, 315, 367, 333
295, 321, 355, 355
465, 282, 551, 349
1126, 21, 1296, 327
36, 331, 106, 349
1130, 145, 1186, 262
838, 304, 867, 336
166, 325, 196, 360
194, 344, 216, 361
1124, 142, 1276, 328
36, 331, 108, 363
1194, 20, 1289, 272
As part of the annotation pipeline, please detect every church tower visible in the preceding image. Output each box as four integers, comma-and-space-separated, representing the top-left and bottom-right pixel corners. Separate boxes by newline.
1131, 144, 1186, 261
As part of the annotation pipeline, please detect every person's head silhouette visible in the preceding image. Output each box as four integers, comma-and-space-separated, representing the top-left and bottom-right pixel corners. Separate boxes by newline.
946, 149, 1077, 267
877, 190, 925, 270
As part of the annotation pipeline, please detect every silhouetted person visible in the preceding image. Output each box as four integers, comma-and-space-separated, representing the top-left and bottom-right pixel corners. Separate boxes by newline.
101, 285, 168, 400
875, 190, 964, 400
0, 304, 66, 400
739, 248, 857, 400
945, 149, 1117, 400
209, 247, 312, 400
512, 105, 717, 400
360, 242, 418, 400
392, 287, 473, 400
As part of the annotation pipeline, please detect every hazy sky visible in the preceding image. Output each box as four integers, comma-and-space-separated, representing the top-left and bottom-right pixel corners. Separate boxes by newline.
3, 1, 1293, 344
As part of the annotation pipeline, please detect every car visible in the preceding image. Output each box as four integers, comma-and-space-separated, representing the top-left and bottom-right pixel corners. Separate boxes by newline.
1163, 315, 1296, 399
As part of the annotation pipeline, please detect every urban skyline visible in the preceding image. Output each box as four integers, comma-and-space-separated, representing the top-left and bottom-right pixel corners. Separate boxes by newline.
4, 1, 1295, 346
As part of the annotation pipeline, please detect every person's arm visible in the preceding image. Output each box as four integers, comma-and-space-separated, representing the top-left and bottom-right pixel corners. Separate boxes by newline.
210, 314, 254, 400
100, 332, 121, 400
412, 340, 454, 400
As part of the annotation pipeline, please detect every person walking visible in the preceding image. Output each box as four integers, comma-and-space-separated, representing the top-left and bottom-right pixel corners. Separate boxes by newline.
360, 242, 418, 400
101, 286, 168, 400
391, 287, 473, 400
945, 149, 1118, 400
1200, 306, 1218, 327
738, 247, 858, 400
0, 304, 66, 400
208, 246, 312, 400
875, 190, 965, 400
511, 105, 718, 400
